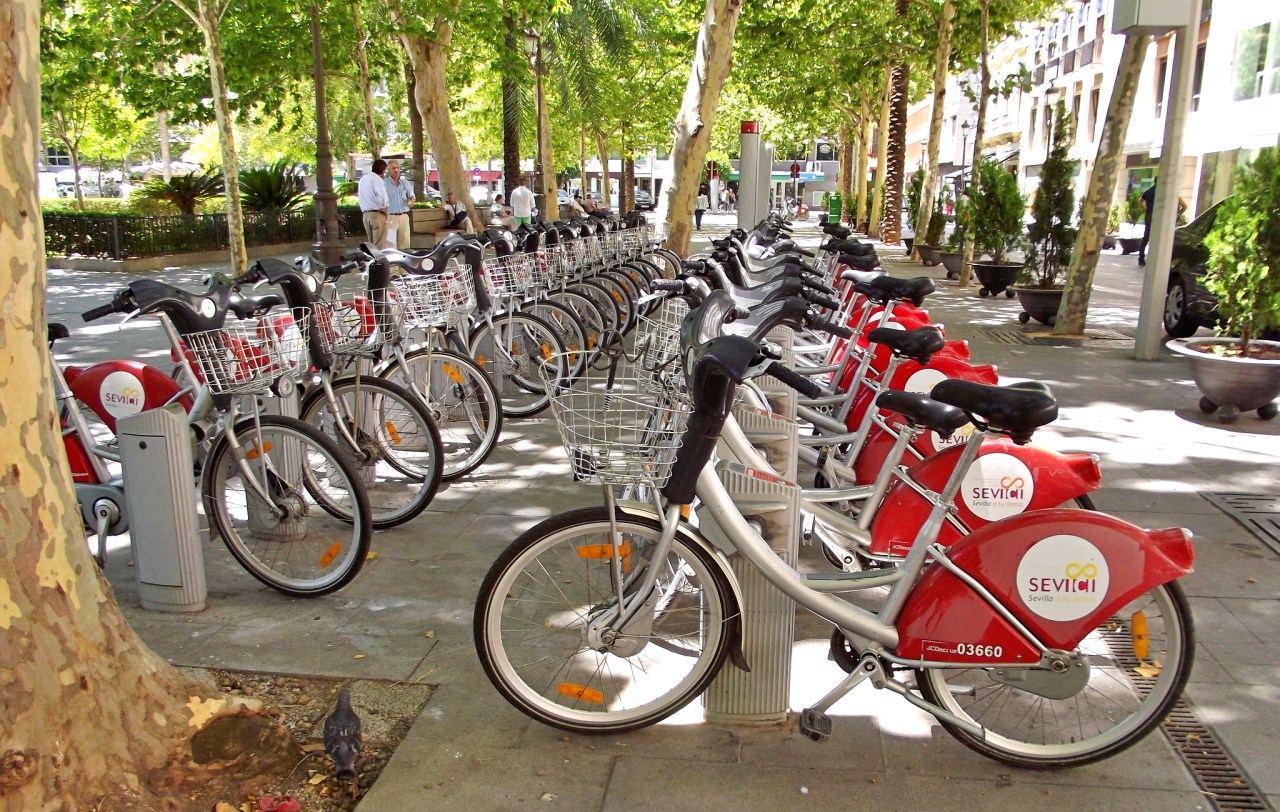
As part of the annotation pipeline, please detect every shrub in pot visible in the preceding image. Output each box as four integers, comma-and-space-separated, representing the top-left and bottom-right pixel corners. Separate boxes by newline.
968, 158, 1026, 297
1168, 147, 1280, 422
1014, 107, 1077, 319
918, 195, 947, 265
937, 195, 969, 278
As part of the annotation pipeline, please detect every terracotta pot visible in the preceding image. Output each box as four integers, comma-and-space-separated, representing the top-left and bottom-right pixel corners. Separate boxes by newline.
970, 262, 1023, 298
1011, 285, 1064, 326
1167, 338, 1280, 423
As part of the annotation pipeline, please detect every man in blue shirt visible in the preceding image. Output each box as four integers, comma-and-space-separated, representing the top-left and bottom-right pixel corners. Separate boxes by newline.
357, 159, 390, 247
384, 160, 415, 249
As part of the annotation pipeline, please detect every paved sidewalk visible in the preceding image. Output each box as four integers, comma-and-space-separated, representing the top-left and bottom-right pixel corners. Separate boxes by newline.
53, 218, 1279, 811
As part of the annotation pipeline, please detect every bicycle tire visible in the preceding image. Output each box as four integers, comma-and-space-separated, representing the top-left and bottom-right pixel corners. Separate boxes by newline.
592, 272, 638, 334
916, 579, 1194, 768
571, 280, 623, 333
468, 312, 569, 418
202, 414, 372, 596
298, 376, 443, 528
475, 506, 736, 733
647, 248, 683, 280
379, 346, 503, 480
547, 289, 608, 357
522, 299, 590, 379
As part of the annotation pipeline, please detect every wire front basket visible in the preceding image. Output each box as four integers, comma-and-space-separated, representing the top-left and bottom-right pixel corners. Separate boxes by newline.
185, 309, 309, 394
539, 350, 691, 487
482, 254, 533, 298
392, 262, 476, 329
312, 296, 383, 356
634, 297, 689, 381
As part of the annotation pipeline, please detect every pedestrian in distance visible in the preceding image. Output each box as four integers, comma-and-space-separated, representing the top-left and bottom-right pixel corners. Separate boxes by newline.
384, 160, 415, 249
443, 192, 472, 232
569, 192, 586, 218
357, 159, 390, 248
1137, 180, 1186, 268
695, 187, 710, 230
489, 194, 515, 230
509, 178, 535, 228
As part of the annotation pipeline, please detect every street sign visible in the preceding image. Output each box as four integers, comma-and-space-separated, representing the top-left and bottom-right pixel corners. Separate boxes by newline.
471, 167, 481, 179
790, 163, 800, 179
708, 160, 719, 179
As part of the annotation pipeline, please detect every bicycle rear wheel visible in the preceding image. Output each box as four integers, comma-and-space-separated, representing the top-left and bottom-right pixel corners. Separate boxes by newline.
916, 580, 1193, 768
468, 312, 568, 418
475, 507, 736, 733
298, 375, 443, 528
202, 414, 372, 596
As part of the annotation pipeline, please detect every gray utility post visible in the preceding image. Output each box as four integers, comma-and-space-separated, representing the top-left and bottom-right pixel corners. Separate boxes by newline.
1130, 0, 1202, 360
739, 121, 761, 229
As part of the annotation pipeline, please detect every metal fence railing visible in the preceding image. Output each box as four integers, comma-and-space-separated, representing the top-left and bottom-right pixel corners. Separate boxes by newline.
44, 207, 365, 260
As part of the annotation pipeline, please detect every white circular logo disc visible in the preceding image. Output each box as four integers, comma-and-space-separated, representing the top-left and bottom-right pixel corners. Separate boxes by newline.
99, 370, 146, 419
960, 452, 1035, 521
1017, 535, 1111, 622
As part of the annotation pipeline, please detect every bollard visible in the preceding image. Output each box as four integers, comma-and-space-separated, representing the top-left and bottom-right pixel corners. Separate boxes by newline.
118, 406, 206, 612
702, 329, 800, 724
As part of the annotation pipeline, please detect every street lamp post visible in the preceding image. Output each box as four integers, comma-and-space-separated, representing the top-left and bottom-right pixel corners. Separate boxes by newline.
309, 4, 342, 264
1044, 86, 1060, 145
959, 121, 971, 195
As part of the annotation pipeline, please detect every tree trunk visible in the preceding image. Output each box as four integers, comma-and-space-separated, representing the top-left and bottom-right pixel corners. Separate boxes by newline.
158, 111, 172, 181
180, 0, 249, 273
352, 1, 380, 160
1, 3, 283, 806
593, 127, 612, 206
664, 0, 744, 257
501, 18, 521, 198
914, 0, 955, 256
855, 99, 871, 228
404, 60, 425, 199
395, 12, 482, 228
882, 0, 912, 246
534, 39, 556, 216
1055, 34, 1150, 335
579, 128, 587, 198
837, 120, 854, 219
868, 67, 892, 239
958, 0, 990, 288
621, 121, 634, 213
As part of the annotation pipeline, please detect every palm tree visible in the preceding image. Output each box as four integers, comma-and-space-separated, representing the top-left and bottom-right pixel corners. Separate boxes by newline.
136, 169, 224, 216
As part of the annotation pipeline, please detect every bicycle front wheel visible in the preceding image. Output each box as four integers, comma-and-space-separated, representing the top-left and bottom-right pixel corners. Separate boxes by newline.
916, 580, 1194, 768
468, 313, 568, 418
203, 415, 372, 596
475, 507, 737, 734
299, 376, 443, 528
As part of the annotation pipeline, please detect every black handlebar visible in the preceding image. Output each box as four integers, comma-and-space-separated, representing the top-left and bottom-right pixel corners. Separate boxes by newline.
766, 361, 824, 399
809, 315, 854, 340
802, 289, 841, 311
82, 291, 135, 322
650, 279, 686, 293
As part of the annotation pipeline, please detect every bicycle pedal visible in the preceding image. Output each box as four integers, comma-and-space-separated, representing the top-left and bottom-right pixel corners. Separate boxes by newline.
798, 708, 832, 743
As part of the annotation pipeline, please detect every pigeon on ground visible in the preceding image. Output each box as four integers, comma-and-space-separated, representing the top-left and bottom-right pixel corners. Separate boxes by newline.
322, 686, 362, 785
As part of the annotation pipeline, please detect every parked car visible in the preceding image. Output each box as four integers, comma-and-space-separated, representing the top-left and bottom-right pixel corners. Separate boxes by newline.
633, 188, 654, 210
468, 185, 491, 206
1163, 200, 1227, 338
557, 189, 573, 207
422, 186, 442, 203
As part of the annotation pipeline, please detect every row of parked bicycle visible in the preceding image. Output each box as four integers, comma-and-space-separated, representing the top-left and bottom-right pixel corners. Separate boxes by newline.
56, 209, 1195, 771
465, 214, 1195, 769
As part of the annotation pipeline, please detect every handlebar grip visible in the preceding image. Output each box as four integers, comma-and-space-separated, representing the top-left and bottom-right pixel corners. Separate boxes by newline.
81, 302, 121, 322
800, 275, 837, 295
232, 266, 263, 286
731, 305, 751, 321
811, 316, 854, 340
803, 290, 841, 311
797, 247, 816, 258
650, 279, 685, 293
766, 361, 825, 399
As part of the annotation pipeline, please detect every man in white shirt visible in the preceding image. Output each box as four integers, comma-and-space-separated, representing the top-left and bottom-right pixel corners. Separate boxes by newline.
383, 160, 415, 249
357, 159, 390, 247
443, 192, 472, 232
509, 178, 535, 227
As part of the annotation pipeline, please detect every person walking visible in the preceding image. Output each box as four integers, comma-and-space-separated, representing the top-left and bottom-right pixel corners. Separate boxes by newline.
509, 178, 535, 228
1138, 181, 1156, 267
358, 159, 390, 247
384, 160, 415, 249
695, 187, 710, 230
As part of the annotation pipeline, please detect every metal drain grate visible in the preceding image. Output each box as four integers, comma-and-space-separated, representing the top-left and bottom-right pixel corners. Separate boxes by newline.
1101, 625, 1270, 811
975, 328, 1031, 345
1032, 328, 1135, 348
1202, 493, 1280, 557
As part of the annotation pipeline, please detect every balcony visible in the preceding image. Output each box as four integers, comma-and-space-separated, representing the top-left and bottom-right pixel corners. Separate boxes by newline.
1034, 65, 1046, 85
1063, 48, 1076, 74
1079, 40, 1095, 67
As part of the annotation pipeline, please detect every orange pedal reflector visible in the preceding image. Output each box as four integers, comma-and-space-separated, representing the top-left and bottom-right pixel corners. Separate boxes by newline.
384, 422, 402, 445
319, 543, 343, 568
558, 683, 605, 704
245, 441, 273, 460
443, 364, 465, 384
1131, 611, 1149, 661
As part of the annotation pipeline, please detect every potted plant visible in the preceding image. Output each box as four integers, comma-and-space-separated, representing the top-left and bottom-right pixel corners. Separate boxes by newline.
1012, 106, 1077, 320
1167, 148, 1280, 423
1103, 204, 1121, 250
937, 194, 969, 279
1118, 187, 1146, 254
904, 170, 922, 254
916, 194, 947, 266
967, 158, 1027, 297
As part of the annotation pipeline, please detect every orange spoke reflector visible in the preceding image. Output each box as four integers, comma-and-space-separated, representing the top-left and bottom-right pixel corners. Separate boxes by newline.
541, 343, 552, 360
477, 355, 486, 369
246, 441, 273, 460
1131, 611, 1149, 660
319, 543, 343, 568
612, 291, 623, 303
558, 683, 605, 704
385, 422, 402, 445
576, 541, 631, 572
443, 364, 465, 384
569, 346, 579, 365
511, 342, 520, 354
588, 334, 597, 349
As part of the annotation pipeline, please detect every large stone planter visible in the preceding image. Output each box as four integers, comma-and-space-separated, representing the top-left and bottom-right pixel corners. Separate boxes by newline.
938, 251, 964, 279
1119, 236, 1143, 255
916, 244, 942, 266
1167, 338, 1280, 423
1102, 234, 1118, 251
1011, 285, 1064, 326
411, 207, 449, 234
970, 261, 1023, 298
